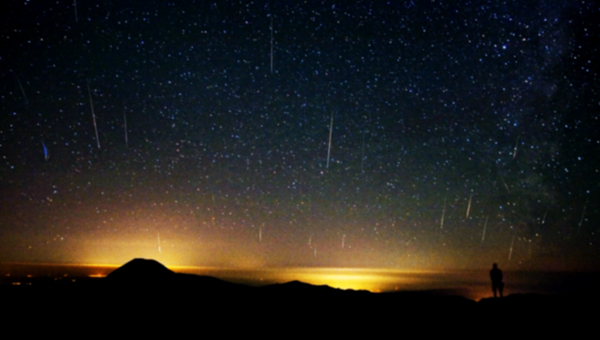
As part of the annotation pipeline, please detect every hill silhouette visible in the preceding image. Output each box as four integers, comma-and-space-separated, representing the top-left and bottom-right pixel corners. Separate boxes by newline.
2, 258, 596, 332
106, 258, 175, 283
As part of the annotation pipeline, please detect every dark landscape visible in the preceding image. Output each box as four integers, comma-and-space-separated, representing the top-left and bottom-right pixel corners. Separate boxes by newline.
3, 258, 597, 331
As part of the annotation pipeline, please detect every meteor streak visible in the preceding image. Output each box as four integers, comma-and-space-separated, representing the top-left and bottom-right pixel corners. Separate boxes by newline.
87, 83, 101, 150
541, 208, 548, 224
508, 236, 515, 261
326, 113, 333, 169
440, 198, 446, 229
577, 200, 588, 235
466, 194, 472, 219
17, 78, 28, 105
481, 216, 488, 243
74, 0, 78, 23
270, 15, 274, 74
499, 175, 510, 193
361, 130, 366, 173
157, 232, 161, 254
124, 111, 128, 147
42, 140, 49, 161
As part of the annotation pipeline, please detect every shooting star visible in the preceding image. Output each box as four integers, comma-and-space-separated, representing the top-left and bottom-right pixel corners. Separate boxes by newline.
481, 215, 488, 243
541, 208, 548, 224
308, 234, 313, 248
466, 193, 473, 219
124, 111, 128, 147
508, 236, 515, 261
259, 225, 262, 242
73, 0, 78, 23
342, 234, 346, 249
17, 78, 29, 106
361, 130, 366, 173
42, 140, 49, 161
499, 175, 510, 193
87, 83, 101, 149
326, 113, 333, 169
270, 15, 274, 74
157, 232, 161, 254
440, 198, 446, 229
577, 200, 588, 235
512, 135, 520, 159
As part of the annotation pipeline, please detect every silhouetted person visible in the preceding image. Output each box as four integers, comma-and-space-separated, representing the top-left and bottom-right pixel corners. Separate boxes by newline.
490, 263, 503, 298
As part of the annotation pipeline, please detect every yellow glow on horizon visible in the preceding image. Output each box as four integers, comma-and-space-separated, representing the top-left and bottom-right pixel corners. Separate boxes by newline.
173, 266, 439, 293
88, 274, 107, 278
275, 268, 433, 292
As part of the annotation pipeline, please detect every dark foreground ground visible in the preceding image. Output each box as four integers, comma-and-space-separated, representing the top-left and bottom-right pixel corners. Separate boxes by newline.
3, 259, 596, 334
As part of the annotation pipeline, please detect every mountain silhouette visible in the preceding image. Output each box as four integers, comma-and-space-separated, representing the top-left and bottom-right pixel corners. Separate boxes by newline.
106, 258, 175, 283
103, 258, 251, 301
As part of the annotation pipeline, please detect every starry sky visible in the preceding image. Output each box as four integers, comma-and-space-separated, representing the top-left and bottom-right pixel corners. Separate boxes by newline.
1, 0, 599, 272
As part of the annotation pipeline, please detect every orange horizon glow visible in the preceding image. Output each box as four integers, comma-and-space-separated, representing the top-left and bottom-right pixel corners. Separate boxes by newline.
0, 261, 571, 301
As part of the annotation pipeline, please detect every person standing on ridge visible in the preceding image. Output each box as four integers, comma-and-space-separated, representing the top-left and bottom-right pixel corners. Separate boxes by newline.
490, 263, 504, 298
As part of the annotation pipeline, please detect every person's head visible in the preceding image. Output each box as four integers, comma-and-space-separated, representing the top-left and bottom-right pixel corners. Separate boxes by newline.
493, 263, 498, 269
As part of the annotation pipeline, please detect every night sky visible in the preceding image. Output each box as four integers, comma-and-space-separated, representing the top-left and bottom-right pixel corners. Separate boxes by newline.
1, 0, 599, 272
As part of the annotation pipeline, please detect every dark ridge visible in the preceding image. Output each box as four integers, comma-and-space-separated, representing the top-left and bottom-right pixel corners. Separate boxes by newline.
259, 280, 371, 299
3, 259, 598, 332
